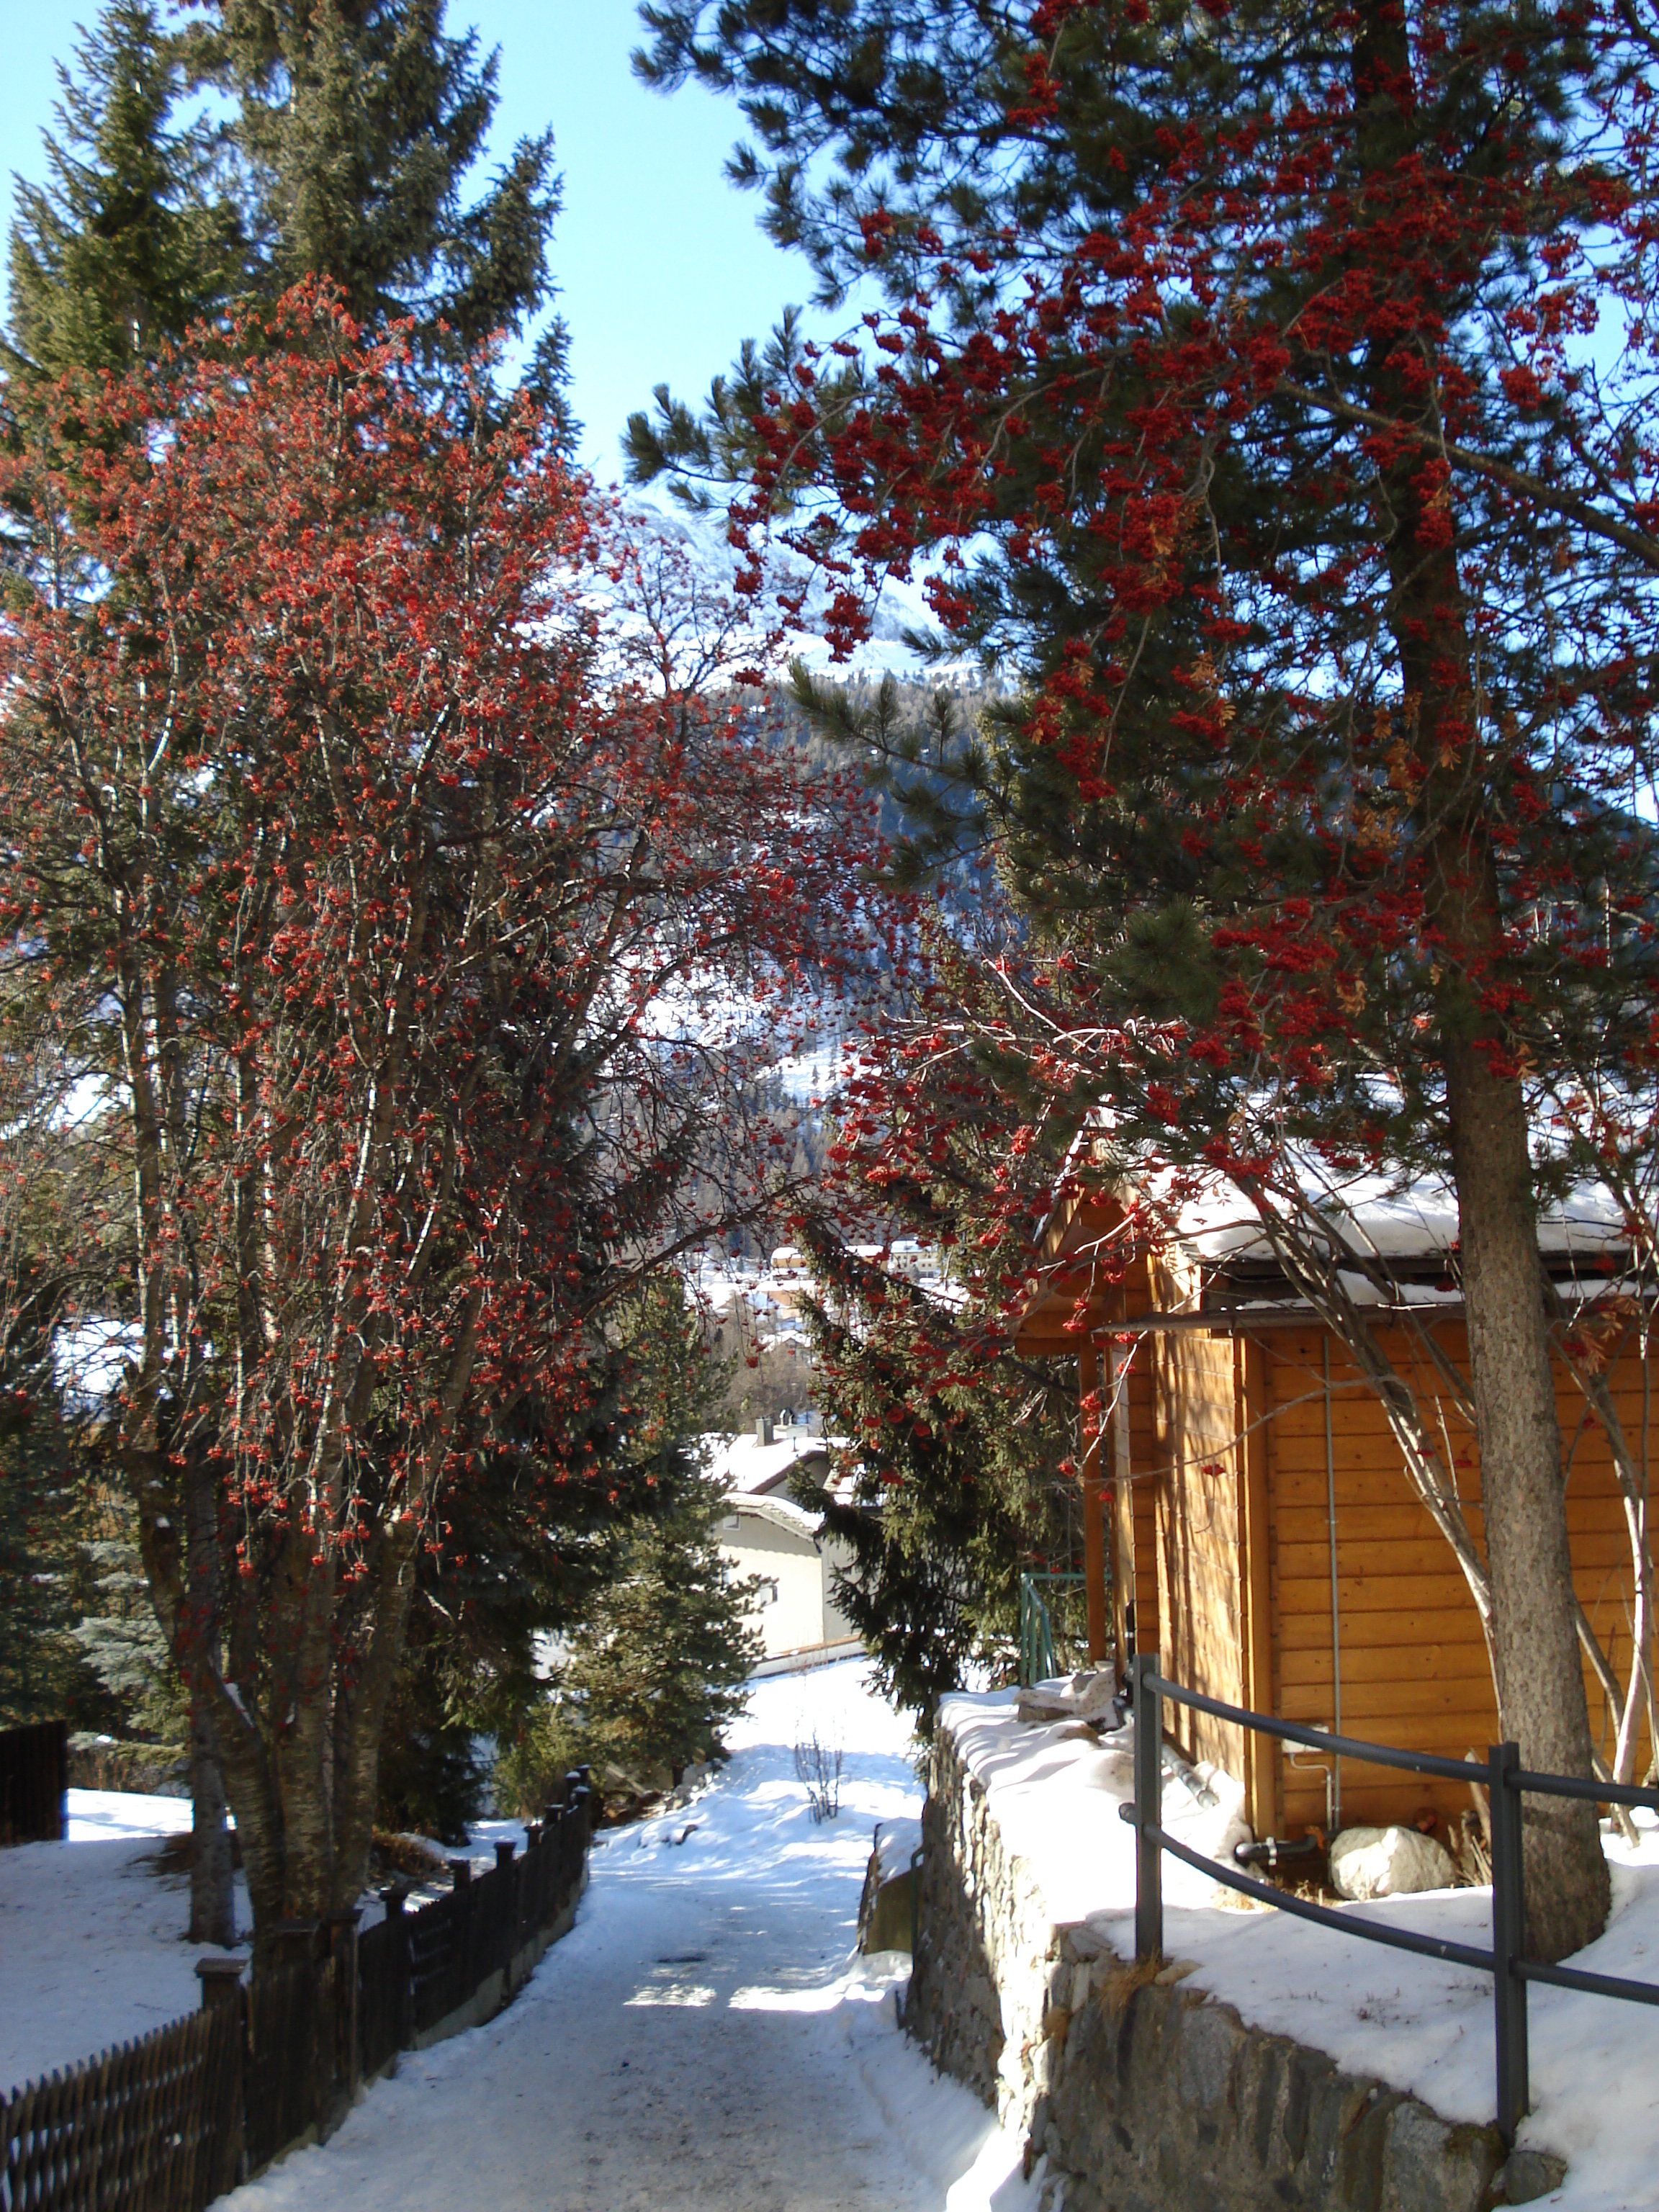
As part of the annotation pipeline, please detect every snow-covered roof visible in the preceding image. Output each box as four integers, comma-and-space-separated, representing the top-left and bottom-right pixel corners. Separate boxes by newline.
720, 1492, 825, 1542
699, 1429, 838, 1496
1167, 1159, 1629, 1270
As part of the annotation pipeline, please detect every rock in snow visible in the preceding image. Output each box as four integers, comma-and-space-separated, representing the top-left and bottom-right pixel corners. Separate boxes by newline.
1328, 1823, 1459, 1900
859, 1816, 923, 1954
1014, 1669, 1123, 1728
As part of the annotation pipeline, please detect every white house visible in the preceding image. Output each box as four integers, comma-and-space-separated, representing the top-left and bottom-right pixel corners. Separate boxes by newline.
704, 1424, 863, 1668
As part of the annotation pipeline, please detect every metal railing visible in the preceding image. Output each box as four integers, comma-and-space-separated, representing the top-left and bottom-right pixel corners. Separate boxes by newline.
1118, 1653, 1659, 2144
1018, 1572, 1087, 1686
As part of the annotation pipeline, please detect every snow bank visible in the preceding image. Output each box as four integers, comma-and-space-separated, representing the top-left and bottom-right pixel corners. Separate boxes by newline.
0, 1790, 248, 2096
221, 1660, 1043, 2212
940, 1688, 1659, 2211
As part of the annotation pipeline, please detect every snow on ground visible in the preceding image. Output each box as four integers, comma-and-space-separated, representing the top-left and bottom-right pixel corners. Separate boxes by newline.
0, 1791, 249, 2094
222, 1659, 1040, 2211
943, 1689, 1659, 2212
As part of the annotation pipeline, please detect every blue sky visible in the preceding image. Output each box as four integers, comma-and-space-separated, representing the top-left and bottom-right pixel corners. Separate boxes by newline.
0, 0, 812, 478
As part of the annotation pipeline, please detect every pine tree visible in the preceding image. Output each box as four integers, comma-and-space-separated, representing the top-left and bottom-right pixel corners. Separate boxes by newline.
6, 2, 242, 376
631, 0, 1659, 1964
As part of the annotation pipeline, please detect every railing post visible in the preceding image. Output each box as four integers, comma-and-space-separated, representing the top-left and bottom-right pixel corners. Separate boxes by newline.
1488, 1742, 1529, 2144
1133, 1651, 1164, 1964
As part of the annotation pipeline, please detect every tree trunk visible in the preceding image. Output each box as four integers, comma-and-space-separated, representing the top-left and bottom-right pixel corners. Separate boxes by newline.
331, 1521, 422, 1911
1447, 1040, 1610, 1960
183, 1453, 235, 1946
186, 1696, 237, 1946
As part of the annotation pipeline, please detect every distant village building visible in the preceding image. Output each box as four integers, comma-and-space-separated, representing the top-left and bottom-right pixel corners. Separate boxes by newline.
703, 1422, 861, 1669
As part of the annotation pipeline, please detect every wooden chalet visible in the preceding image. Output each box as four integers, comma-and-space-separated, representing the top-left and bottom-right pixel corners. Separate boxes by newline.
1015, 1173, 1654, 1845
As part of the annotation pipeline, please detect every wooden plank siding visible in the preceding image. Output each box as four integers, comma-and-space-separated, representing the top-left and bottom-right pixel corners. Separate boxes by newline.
1151, 1310, 1251, 1789
1143, 1321, 1658, 1838
1013, 1187, 1654, 1846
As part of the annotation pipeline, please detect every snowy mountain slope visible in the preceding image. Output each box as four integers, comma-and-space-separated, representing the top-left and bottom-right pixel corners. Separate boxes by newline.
594, 485, 989, 688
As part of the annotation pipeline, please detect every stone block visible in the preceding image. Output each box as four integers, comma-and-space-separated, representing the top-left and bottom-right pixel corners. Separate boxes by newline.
1379, 2103, 1503, 2212
908, 1708, 1543, 2212
1491, 2148, 1569, 2205
1177, 2002, 1244, 2116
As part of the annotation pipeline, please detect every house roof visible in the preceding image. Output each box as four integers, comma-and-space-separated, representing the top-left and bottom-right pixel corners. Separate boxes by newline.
699, 1430, 834, 1495
1014, 1154, 1640, 1354
719, 1493, 825, 1544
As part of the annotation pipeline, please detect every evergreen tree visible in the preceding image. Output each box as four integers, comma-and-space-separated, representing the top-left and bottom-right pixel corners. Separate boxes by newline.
0, 1345, 109, 1729
6, 1, 242, 376
74, 1498, 190, 1753
791, 1097, 1081, 1732
497, 1279, 762, 1813
10, 0, 570, 422
377, 1339, 647, 1838
182, 0, 570, 407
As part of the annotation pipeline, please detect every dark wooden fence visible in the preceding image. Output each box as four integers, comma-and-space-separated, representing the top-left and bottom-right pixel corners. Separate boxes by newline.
0, 1722, 68, 1847
1, 1776, 592, 2212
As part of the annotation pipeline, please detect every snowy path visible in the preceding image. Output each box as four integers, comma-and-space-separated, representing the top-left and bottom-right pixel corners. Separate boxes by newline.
231, 1662, 1038, 2212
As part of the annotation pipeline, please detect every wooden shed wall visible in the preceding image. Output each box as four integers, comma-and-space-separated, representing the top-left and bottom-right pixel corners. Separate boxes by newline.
1115, 1274, 1161, 1677
1131, 1317, 1655, 1838
1146, 1310, 1252, 1789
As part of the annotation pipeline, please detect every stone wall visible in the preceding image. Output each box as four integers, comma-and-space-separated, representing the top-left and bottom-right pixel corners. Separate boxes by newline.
907, 1724, 1561, 2212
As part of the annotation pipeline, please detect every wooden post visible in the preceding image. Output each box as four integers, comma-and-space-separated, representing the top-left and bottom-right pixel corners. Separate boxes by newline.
1079, 1336, 1108, 1665
380, 1884, 414, 2052
271, 1918, 323, 2141
1130, 1653, 1164, 1962
323, 1906, 361, 2117
1237, 1336, 1282, 1840
195, 1957, 247, 2198
1107, 1322, 1133, 1680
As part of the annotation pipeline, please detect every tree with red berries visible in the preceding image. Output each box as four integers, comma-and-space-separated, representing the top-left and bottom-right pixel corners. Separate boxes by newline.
633, 0, 1659, 1958
0, 285, 881, 1943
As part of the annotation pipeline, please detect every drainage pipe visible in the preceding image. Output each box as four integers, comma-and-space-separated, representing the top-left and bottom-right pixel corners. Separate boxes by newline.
1233, 1835, 1322, 1871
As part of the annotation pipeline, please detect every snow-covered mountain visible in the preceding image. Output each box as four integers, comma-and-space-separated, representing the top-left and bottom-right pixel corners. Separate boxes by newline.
594, 484, 988, 690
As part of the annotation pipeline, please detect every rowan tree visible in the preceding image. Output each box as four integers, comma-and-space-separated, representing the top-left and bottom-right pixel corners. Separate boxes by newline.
4, 0, 573, 1946
633, 0, 1659, 1959
0, 285, 884, 1946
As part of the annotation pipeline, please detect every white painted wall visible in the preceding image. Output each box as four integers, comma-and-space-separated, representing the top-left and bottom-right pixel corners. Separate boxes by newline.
717, 1498, 860, 1662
